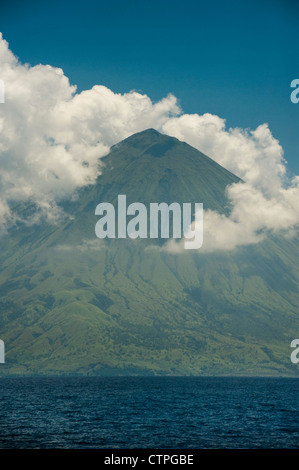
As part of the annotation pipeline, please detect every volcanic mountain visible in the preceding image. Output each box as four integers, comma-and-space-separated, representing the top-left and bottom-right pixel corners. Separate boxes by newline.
0, 129, 298, 376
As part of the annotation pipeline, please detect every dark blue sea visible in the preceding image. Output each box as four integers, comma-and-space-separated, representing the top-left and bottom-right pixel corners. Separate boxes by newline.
0, 376, 298, 449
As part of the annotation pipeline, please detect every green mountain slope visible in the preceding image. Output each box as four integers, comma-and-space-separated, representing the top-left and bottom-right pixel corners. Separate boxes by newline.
0, 129, 298, 376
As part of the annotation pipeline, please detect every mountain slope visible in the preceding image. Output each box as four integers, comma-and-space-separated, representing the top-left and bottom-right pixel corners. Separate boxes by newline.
0, 129, 298, 376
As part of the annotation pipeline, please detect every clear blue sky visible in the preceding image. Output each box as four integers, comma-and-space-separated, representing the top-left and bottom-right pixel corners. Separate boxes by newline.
1, 0, 298, 174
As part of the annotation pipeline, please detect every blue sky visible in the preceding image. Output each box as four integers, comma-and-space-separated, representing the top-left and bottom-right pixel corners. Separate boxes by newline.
1, 0, 298, 173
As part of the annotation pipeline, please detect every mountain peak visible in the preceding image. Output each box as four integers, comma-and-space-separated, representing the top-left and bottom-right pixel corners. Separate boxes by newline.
138, 128, 161, 136
117, 128, 164, 146
99, 128, 240, 213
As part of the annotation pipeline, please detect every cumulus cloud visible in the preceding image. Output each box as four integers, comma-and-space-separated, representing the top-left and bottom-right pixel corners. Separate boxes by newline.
162, 116, 299, 252
165, 179, 299, 253
0, 33, 179, 227
0, 33, 298, 251
162, 114, 287, 196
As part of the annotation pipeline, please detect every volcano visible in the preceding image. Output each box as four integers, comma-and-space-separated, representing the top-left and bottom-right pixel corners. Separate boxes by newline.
0, 129, 298, 376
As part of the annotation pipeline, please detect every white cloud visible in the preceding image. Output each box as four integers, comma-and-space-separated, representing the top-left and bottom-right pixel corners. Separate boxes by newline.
162, 114, 287, 196
0, 33, 298, 251
0, 33, 180, 227
162, 115, 299, 252
164, 178, 299, 253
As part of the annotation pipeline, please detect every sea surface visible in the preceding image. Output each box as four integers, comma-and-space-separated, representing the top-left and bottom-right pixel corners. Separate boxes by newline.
0, 376, 298, 449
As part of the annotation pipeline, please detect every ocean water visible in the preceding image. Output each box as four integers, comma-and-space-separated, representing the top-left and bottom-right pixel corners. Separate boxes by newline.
0, 376, 298, 449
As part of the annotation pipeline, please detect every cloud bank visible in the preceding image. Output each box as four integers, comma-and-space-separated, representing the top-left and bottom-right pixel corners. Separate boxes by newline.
0, 33, 180, 226
162, 116, 299, 252
0, 33, 298, 250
